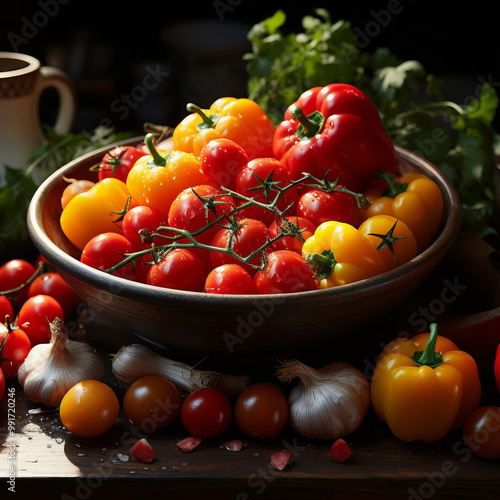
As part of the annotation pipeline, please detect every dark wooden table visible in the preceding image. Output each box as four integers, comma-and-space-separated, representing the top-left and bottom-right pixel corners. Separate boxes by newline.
2, 231, 500, 499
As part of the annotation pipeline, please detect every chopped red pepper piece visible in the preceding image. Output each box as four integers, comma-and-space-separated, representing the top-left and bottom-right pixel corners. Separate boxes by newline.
328, 438, 351, 463
130, 438, 155, 463
177, 435, 203, 452
270, 451, 291, 471
223, 439, 243, 452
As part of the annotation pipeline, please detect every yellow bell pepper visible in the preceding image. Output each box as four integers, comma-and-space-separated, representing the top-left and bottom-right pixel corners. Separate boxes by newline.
301, 220, 388, 287
172, 97, 275, 159
60, 177, 134, 251
371, 323, 481, 442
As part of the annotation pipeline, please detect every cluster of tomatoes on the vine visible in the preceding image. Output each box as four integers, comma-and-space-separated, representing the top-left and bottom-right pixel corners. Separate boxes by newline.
0, 257, 79, 400
66, 137, 365, 295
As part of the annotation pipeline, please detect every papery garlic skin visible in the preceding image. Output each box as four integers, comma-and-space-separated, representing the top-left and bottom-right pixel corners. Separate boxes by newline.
278, 360, 370, 441
18, 317, 105, 407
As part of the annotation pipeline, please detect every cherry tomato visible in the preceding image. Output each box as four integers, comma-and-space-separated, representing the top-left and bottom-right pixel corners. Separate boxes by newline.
0, 296, 14, 324
358, 215, 418, 271
254, 250, 319, 294
235, 158, 298, 226
205, 264, 257, 294
123, 375, 182, 431
59, 380, 120, 438
180, 387, 232, 439
268, 216, 317, 254
210, 218, 270, 278
234, 383, 288, 439
296, 187, 359, 228
27, 271, 79, 319
0, 324, 31, 378
122, 205, 167, 252
168, 184, 236, 265
199, 138, 249, 191
147, 248, 209, 292
18, 294, 64, 346
61, 179, 95, 210
463, 406, 500, 459
97, 145, 147, 183
80, 232, 136, 281
0, 259, 36, 306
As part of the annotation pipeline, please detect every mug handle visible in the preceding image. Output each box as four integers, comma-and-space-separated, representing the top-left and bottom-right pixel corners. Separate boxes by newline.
38, 66, 77, 134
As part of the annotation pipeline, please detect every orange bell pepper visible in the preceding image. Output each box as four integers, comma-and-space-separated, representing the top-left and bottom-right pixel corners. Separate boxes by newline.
126, 133, 210, 219
359, 172, 443, 252
172, 97, 275, 159
371, 323, 481, 442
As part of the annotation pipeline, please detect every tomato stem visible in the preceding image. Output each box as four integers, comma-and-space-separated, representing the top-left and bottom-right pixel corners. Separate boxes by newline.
376, 171, 408, 198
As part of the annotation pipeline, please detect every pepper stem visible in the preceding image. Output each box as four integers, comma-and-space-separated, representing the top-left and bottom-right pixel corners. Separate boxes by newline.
411, 323, 443, 368
186, 103, 220, 130
375, 171, 408, 198
144, 133, 167, 167
305, 250, 336, 280
290, 105, 325, 140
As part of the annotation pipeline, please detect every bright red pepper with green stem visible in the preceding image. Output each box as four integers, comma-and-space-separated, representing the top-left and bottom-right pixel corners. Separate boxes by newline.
272, 84, 399, 192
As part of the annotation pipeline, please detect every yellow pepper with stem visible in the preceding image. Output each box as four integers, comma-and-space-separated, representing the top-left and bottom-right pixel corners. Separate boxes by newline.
370, 323, 481, 442
301, 220, 388, 288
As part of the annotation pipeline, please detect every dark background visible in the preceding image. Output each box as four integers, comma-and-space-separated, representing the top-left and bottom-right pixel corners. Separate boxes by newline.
2, 1, 499, 133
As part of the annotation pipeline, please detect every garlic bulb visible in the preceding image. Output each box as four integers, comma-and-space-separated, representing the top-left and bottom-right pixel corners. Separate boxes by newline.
276, 359, 370, 440
112, 343, 249, 396
18, 317, 105, 407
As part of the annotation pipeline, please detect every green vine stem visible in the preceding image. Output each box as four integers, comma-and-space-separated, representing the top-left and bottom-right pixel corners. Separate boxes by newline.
103, 171, 369, 275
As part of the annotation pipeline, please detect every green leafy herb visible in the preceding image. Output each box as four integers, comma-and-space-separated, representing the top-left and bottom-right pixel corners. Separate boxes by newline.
0, 125, 135, 261
245, 9, 500, 237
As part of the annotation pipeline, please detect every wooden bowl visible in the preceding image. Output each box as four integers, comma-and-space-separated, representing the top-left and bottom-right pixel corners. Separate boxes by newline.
27, 141, 461, 354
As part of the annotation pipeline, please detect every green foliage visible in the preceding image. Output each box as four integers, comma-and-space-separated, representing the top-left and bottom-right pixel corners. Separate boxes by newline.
245, 9, 500, 237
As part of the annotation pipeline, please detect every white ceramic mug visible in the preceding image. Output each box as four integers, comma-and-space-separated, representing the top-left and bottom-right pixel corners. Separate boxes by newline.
0, 52, 77, 186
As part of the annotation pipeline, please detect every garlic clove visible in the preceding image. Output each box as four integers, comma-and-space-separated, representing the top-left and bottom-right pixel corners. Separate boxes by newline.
18, 317, 105, 407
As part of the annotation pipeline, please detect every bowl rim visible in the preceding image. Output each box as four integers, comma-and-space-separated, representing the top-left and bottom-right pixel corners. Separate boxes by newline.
27, 140, 462, 306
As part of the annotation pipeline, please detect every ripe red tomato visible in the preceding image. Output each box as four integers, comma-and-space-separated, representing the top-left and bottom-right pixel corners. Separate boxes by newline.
18, 294, 64, 345
234, 383, 288, 439
123, 375, 182, 431
199, 138, 249, 191
0, 324, 31, 378
463, 406, 500, 459
122, 205, 167, 252
180, 387, 232, 439
254, 250, 319, 294
205, 264, 257, 294
80, 232, 136, 280
0, 296, 14, 324
97, 145, 147, 183
28, 272, 79, 319
268, 216, 317, 254
235, 158, 298, 226
168, 184, 235, 265
0, 259, 36, 306
59, 380, 120, 438
210, 218, 270, 278
296, 187, 359, 227
147, 248, 209, 292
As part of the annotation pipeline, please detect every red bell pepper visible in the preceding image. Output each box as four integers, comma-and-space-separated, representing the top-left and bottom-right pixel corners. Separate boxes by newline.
272, 84, 399, 192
